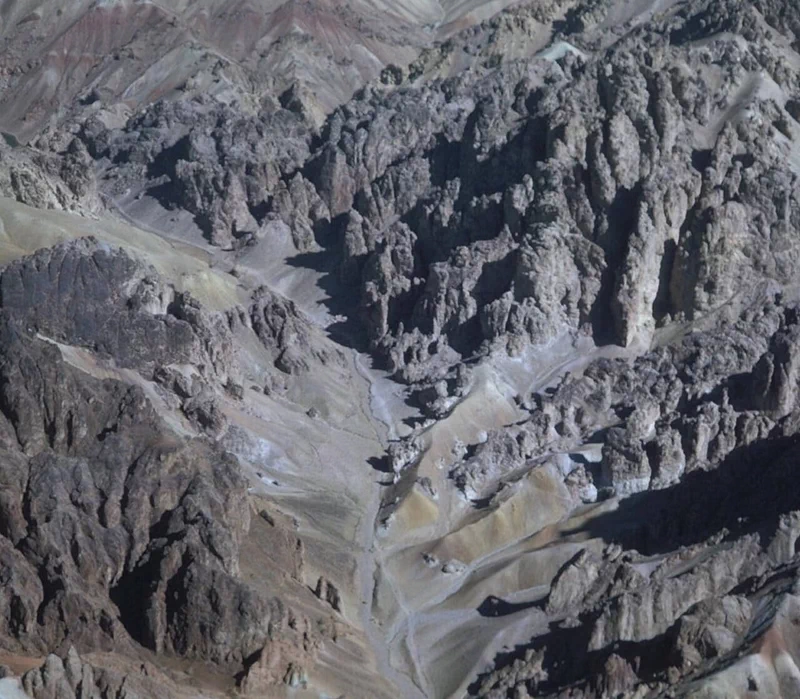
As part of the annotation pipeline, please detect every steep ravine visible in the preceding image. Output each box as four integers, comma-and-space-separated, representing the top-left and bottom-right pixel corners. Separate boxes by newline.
258, 252, 429, 697
253, 236, 562, 699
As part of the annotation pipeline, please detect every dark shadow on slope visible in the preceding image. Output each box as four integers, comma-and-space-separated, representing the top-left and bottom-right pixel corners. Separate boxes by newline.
653, 238, 677, 325
668, 5, 733, 46
234, 648, 264, 688
427, 134, 463, 191
468, 607, 677, 696
1, 132, 20, 148
284, 237, 372, 353
470, 558, 800, 697
692, 148, 713, 172
565, 433, 800, 556
146, 135, 191, 180
402, 414, 430, 430
589, 184, 642, 346
477, 595, 542, 618
368, 455, 393, 475
110, 552, 162, 648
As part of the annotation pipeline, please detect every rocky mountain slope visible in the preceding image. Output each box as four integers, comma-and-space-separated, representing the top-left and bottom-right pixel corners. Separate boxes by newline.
3, 0, 800, 697
0, 0, 526, 141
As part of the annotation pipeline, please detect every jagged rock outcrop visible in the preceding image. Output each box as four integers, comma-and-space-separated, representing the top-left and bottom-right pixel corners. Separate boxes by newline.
4, 0, 800, 697
451, 296, 800, 695
19, 647, 184, 699
449, 297, 782, 505
0, 240, 333, 695
314, 577, 342, 613
24, 0, 794, 396
0, 138, 99, 214
248, 286, 347, 375
0, 238, 236, 382
10, 0, 800, 387
0, 312, 267, 662
86, 99, 315, 247
476, 528, 800, 698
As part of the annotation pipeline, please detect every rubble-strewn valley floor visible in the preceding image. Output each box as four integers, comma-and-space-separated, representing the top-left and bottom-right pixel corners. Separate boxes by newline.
3, 0, 800, 697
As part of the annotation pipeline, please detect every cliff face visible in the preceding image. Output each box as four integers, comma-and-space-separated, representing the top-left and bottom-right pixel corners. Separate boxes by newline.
4, 1, 800, 698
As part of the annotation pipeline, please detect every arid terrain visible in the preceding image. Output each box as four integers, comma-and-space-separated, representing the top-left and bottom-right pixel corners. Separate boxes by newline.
3, 1, 800, 698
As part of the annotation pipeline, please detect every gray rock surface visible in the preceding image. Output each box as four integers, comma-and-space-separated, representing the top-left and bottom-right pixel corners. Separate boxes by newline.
0, 239, 338, 696
0, 311, 262, 662
5, 0, 800, 697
